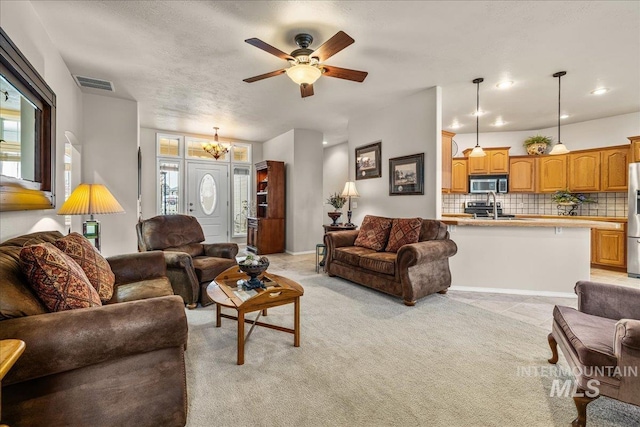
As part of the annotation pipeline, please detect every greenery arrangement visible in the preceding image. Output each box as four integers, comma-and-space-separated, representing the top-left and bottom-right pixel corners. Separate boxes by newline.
523, 135, 553, 147
551, 189, 596, 205
326, 192, 347, 210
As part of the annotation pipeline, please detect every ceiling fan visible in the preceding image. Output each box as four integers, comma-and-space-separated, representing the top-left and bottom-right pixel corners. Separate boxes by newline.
243, 31, 368, 98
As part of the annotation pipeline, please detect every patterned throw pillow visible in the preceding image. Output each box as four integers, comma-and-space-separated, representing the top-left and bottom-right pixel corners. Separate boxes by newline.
54, 232, 115, 302
385, 218, 423, 253
354, 215, 393, 251
20, 243, 102, 312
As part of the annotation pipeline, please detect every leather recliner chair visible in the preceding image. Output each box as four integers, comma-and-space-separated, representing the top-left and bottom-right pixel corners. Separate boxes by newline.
137, 214, 239, 308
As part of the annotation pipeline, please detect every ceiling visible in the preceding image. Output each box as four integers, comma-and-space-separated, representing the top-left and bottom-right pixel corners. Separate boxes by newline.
30, 1, 640, 145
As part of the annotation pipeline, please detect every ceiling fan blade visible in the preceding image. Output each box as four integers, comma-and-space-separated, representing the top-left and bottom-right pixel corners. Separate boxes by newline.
322, 66, 368, 82
243, 69, 287, 83
245, 38, 294, 61
311, 31, 354, 62
300, 83, 314, 98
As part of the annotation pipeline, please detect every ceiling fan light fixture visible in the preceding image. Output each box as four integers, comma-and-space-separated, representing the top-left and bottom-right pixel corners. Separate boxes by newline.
286, 64, 322, 85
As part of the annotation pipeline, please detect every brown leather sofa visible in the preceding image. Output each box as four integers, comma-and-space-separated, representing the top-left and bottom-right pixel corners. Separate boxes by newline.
136, 214, 239, 307
324, 219, 457, 306
548, 281, 640, 427
0, 231, 188, 427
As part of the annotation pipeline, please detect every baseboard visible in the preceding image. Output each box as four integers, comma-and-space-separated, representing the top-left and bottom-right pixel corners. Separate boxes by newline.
449, 286, 577, 298
285, 250, 316, 256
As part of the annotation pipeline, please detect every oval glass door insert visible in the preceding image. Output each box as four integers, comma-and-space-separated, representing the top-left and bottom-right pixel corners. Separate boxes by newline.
199, 173, 217, 215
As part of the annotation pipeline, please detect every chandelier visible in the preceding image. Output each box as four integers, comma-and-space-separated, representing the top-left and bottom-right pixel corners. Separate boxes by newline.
202, 127, 229, 160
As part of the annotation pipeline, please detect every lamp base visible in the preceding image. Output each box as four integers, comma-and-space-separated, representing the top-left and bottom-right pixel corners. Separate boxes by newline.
345, 210, 355, 227
83, 219, 101, 252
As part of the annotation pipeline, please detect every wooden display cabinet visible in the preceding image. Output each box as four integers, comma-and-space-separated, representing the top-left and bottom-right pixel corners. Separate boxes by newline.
247, 160, 285, 254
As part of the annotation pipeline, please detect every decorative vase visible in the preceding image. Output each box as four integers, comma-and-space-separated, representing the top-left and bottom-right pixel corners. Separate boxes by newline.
238, 261, 269, 290
327, 211, 342, 225
526, 142, 548, 155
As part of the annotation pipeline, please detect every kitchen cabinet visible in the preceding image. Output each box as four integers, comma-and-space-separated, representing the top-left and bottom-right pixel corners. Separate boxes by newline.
537, 155, 567, 193
592, 224, 626, 269
441, 131, 455, 190
568, 151, 601, 192
509, 157, 536, 193
450, 158, 468, 193
601, 146, 629, 191
629, 136, 640, 163
463, 147, 510, 175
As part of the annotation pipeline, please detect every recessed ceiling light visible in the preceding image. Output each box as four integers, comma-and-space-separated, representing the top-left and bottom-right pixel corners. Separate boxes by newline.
322, 141, 327, 145
560, 114, 569, 119
496, 81, 514, 89
590, 87, 609, 95
450, 121, 462, 129
472, 109, 485, 117
493, 119, 507, 127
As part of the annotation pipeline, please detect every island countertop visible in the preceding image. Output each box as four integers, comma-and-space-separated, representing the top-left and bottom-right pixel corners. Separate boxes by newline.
441, 216, 622, 230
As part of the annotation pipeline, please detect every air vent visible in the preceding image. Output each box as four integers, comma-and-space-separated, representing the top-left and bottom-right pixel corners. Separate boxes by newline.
73, 75, 114, 91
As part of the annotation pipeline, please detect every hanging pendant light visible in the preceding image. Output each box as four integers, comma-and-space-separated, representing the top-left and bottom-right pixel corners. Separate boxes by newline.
202, 127, 230, 160
549, 71, 570, 155
469, 77, 486, 158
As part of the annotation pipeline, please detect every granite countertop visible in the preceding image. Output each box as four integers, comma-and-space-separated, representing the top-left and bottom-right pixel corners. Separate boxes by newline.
441, 216, 623, 230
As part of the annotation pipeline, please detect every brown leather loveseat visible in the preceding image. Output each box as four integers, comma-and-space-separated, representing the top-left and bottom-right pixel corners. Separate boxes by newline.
324, 216, 457, 306
0, 231, 188, 427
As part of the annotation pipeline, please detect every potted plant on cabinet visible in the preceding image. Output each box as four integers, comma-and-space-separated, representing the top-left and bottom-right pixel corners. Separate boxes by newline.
326, 192, 347, 225
524, 135, 553, 155
551, 189, 596, 216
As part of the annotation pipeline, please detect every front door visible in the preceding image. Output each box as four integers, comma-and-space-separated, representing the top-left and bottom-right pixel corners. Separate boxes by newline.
186, 162, 229, 243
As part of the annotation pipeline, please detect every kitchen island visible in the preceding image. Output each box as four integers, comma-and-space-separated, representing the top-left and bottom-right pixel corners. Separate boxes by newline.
441, 217, 623, 295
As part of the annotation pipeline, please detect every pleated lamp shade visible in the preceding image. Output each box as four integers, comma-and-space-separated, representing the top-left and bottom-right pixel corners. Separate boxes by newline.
58, 184, 125, 215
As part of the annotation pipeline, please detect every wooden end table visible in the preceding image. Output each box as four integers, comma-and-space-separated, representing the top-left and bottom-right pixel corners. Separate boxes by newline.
319, 224, 358, 269
207, 266, 304, 365
1, 339, 25, 423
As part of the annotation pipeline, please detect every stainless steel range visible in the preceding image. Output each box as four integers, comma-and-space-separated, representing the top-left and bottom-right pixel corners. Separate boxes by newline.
463, 201, 515, 218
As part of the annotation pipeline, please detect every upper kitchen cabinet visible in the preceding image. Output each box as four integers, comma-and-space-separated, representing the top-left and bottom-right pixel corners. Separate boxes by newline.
509, 156, 536, 193
537, 155, 567, 193
568, 151, 601, 192
463, 147, 510, 175
601, 146, 629, 191
441, 131, 455, 190
629, 136, 640, 163
450, 158, 468, 193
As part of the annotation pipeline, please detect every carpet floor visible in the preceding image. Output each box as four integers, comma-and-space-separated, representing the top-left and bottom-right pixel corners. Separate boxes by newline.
184, 276, 640, 427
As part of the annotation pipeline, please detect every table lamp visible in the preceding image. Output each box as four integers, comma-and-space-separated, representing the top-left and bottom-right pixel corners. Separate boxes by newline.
57, 183, 125, 251
341, 181, 360, 227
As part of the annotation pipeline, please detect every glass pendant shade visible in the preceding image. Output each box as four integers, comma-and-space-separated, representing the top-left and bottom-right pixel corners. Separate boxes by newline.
286, 64, 322, 85
549, 142, 570, 155
468, 145, 486, 157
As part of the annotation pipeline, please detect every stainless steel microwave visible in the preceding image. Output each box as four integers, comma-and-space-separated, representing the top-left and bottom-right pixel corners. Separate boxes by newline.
469, 175, 508, 193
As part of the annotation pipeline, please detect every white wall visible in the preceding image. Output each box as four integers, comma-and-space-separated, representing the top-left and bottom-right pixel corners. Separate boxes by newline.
453, 112, 640, 156
323, 142, 349, 217
262, 129, 324, 253
347, 87, 442, 222
0, 1, 84, 241
82, 94, 139, 257
139, 127, 263, 244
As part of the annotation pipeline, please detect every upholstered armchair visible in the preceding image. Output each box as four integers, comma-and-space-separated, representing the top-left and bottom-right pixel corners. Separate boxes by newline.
548, 281, 640, 426
137, 214, 239, 308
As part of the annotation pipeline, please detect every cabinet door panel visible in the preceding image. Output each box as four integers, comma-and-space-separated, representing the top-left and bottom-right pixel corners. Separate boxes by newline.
509, 158, 536, 192
601, 148, 629, 191
489, 150, 509, 174
451, 159, 468, 193
537, 156, 567, 192
593, 229, 625, 267
568, 152, 600, 192
468, 155, 488, 175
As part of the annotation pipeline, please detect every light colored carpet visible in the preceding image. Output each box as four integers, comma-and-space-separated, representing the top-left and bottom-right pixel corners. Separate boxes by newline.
184, 276, 640, 427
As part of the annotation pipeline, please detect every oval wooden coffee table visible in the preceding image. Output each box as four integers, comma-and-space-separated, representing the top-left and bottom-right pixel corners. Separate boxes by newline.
207, 266, 304, 365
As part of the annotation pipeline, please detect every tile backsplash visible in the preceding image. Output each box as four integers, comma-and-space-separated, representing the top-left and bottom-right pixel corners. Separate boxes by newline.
442, 192, 627, 218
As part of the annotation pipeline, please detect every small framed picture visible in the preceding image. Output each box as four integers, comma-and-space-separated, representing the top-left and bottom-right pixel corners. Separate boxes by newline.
355, 141, 382, 180
389, 153, 424, 195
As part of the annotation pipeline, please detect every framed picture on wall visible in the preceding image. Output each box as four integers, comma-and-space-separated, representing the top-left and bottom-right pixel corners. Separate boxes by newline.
389, 153, 424, 195
355, 141, 382, 180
